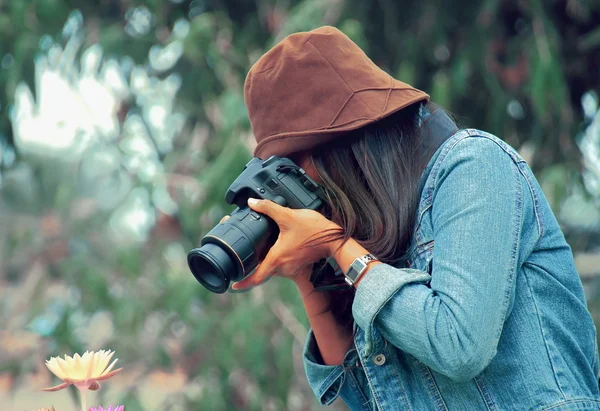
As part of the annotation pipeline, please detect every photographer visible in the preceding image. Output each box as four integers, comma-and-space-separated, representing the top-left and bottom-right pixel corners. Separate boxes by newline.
221, 26, 600, 410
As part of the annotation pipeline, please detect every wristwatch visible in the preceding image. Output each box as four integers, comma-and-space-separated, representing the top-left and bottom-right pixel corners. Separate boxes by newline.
344, 254, 378, 286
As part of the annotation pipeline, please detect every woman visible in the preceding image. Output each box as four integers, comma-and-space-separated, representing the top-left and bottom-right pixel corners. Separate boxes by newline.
230, 26, 600, 410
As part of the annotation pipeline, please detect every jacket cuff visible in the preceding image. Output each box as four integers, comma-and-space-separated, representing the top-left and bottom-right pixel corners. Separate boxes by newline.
302, 328, 357, 405
352, 264, 431, 356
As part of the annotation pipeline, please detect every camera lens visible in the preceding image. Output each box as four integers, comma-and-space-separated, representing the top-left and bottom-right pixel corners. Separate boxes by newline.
187, 243, 237, 293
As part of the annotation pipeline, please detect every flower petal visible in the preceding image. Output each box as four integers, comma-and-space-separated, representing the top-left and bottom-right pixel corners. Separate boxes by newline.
56, 356, 72, 378
96, 367, 123, 381
101, 357, 119, 375
73, 352, 89, 380
96, 350, 115, 375
41, 381, 71, 391
86, 351, 96, 379
45, 358, 67, 380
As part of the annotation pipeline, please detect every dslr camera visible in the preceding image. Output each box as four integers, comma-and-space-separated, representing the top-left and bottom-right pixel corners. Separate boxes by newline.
187, 156, 325, 293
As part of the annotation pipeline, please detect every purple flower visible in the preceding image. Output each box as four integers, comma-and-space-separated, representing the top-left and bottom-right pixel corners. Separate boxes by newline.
89, 406, 124, 411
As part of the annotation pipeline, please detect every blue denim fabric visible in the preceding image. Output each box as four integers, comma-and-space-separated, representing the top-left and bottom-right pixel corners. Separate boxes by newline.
303, 128, 600, 410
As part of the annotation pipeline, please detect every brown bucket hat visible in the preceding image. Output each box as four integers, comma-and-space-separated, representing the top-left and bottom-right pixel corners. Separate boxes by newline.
244, 26, 429, 159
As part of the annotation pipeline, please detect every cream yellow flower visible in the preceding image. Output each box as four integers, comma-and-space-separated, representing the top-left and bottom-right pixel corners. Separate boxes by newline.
43, 349, 123, 391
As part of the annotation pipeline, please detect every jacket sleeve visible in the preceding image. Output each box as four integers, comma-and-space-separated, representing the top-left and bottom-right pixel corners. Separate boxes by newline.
303, 328, 369, 407
352, 137, 525, 382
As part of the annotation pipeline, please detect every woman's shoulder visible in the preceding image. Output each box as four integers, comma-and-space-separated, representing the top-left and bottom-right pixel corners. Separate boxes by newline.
420, 128, 528, 198
439, 128, 527, 167
428, 128, 525, 177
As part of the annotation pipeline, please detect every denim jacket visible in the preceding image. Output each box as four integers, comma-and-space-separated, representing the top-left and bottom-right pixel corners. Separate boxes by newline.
302, 128, 600, 410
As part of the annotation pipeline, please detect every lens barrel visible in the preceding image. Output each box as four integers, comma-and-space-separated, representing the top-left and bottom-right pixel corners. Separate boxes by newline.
187, 243, 236, 293
187, 206, 276, 293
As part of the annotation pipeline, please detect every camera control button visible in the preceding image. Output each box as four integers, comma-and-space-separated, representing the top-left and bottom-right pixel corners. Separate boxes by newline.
266, 178, 279, 190
250, 213, 261, 221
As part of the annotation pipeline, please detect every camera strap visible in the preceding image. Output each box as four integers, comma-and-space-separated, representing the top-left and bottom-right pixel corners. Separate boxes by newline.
416, 103, 459, 193
311, 103, 459, 291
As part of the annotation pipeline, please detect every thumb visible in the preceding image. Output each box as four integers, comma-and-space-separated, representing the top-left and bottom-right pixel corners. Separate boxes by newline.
247, 198, 289, 223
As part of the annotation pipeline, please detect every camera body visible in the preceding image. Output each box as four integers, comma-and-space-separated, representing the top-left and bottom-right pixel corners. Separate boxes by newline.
187, 156, 325, 293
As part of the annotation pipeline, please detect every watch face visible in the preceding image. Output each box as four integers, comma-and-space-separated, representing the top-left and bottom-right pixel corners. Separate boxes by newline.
348, 259, 366, 280
344, 254, 377, 285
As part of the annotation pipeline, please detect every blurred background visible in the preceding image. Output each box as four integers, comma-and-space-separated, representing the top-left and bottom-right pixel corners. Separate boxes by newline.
0, 0, 599, 410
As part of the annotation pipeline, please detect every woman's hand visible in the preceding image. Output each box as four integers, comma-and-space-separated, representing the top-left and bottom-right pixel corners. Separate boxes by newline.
231, 198, 341, 290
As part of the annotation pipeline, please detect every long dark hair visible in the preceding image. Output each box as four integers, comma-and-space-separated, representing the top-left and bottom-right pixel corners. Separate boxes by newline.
307, 102, 452, 332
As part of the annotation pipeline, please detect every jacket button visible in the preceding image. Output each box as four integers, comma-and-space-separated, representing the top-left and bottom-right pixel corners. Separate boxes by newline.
373, 354, 386, 366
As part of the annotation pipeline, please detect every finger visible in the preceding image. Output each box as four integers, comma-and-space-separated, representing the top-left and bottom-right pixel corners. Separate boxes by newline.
219, 215, 230, 224
231, 261, 274, 290
247, 198, 289, 224
232, 252, 278, 290
230, 271, 273, 292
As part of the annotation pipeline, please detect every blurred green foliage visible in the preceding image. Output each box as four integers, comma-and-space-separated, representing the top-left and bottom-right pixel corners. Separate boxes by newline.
0, 0, 599, 410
